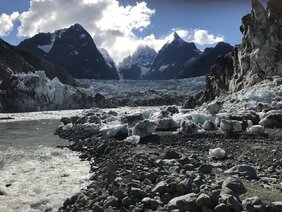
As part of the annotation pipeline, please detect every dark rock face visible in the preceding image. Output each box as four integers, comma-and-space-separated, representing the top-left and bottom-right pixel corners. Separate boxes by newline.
204, 54, 234, 101
118, 45, 157, 80
18, 24, 119, 80
0, 39, 74, 85
119, 64, 141, 80
144, 33, 201, 80
204, 0, 282, 101
177, 42, 233, 79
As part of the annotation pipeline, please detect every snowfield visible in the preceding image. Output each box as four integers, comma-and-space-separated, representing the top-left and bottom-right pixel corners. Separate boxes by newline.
77, 76, 206, 106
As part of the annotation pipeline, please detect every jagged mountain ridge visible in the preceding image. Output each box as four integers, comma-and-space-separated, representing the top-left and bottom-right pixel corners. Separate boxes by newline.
18, 24, 119, 80
144, 32, 201, 80
118, 46, 157, 80
177, 42, 234, 79
204, 0, 282, 102
0, 38, 74, 85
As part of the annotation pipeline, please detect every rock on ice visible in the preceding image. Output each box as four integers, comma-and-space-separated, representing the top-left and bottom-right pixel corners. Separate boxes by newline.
247, 125, 265, 134
220, 119, 242, 133
132, 120, 157, 138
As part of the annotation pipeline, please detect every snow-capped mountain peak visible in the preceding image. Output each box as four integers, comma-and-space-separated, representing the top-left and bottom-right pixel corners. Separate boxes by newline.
18, 23, 119, 79
118, 45, 157, 79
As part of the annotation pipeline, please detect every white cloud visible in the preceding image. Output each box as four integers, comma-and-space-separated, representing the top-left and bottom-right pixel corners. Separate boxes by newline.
193, 29, 224, 45
14, 0, 224, 63
17, 0, 155, 62
0, 12, 20, 36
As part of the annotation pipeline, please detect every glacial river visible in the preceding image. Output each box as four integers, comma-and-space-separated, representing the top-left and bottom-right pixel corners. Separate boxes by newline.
0, 119, 90, 212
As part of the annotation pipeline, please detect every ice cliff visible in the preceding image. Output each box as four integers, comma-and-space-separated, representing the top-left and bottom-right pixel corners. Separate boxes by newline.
0, 71, 110, 112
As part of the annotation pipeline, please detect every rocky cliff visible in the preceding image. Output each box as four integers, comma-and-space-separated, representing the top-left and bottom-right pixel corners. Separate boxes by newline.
204, 0, 282, 102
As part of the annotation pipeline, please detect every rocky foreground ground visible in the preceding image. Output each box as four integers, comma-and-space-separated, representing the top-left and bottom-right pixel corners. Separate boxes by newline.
55, 105, 282, 212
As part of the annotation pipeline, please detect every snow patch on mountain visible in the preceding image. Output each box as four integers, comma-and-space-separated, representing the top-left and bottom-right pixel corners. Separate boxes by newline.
99, 48, 115, 68
38, 29, 68, 53
159, 65, 170, 72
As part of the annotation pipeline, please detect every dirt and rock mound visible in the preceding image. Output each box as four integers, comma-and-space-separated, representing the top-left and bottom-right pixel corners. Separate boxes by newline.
54, 105, 282, 212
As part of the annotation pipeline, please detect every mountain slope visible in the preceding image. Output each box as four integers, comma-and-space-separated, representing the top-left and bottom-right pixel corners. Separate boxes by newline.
177, 42, 233, 79
99, 48, 116, 71
0, 39, 74, 85
18, 24, 119, 80
144, 33, 201, 80
118, 46, 157, 80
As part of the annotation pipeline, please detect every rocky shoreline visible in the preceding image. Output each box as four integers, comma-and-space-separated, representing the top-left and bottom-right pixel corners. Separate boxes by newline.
54, 102, 282, 211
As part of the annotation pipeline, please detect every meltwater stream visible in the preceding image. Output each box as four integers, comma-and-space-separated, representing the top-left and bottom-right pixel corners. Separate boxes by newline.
0, 120, 90, 212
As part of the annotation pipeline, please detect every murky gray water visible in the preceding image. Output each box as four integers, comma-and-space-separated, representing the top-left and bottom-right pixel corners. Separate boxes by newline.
0, 120, 90, 212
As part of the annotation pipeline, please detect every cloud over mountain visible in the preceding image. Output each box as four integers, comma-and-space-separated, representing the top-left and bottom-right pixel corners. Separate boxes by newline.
0, 0, 225, 62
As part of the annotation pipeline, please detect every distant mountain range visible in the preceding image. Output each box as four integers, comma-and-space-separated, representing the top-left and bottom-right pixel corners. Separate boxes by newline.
18, 24, 119, 80
176, 42, 234, 79
119, 33, 233, 80
1, 24, 233, 82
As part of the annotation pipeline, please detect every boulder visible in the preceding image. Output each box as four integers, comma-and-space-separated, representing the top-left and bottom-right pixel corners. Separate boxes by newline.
214, 203, 230, 212
222, 177, 247, 196
203, 120, 217, 131
259, 112, 282, 128
247, 125, 265, 134
206, 101, 222, 115
168, 193, 200, 212
104, 196, 119, 208
224, 164, 257, 179
196, 193, 212, 208
163, 150, 181, 159
179, 120, 198, 134
152, 181, 168, 195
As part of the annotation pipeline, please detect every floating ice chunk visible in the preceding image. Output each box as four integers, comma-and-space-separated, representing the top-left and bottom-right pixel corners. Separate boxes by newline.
203, 120, 217, 131
191, 112, 214, 124
106, 115, 121, 123
63, 123, 73, 131
100, 124, 128, 138
157, 117, 179, 130
220, 119, 242, 133
209, 148, 226, 159
132, 120, 157, 138
124, 135, 140, 144
247, 125, 265, 134
142, 110, 154, 119
215, 113, 230, 125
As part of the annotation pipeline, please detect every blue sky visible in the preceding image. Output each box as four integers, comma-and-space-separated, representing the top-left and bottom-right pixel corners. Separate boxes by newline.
0, 0, 266, 62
